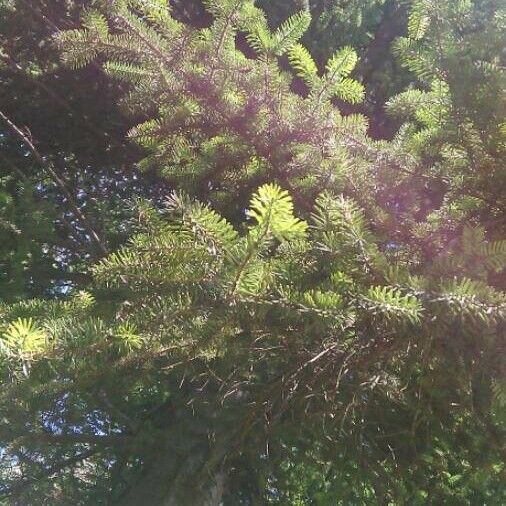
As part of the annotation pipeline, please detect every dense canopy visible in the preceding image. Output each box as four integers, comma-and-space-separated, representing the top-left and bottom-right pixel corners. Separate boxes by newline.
0, 0, 504, 504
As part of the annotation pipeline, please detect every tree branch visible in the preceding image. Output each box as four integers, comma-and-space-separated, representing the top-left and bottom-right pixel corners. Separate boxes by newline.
0, 109, 109, 255
23, 431, 131, 446
0, 448, 98, 498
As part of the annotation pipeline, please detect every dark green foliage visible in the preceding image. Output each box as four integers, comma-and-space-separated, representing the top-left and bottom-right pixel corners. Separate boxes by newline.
387, 0, 506, 240
0, 175, 55, 300
0, 0, 169, 298
0, 0, 504, 504
0, 182, 503, 503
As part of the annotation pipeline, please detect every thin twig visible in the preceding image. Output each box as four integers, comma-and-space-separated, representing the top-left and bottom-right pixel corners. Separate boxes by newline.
0, 109, 108, 255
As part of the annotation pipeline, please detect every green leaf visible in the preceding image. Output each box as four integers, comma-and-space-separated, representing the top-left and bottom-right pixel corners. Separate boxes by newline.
114, 322, 143, 351
301, 290, 343, 311
408, 3, 430, 40
248, 184, 307, 242
288, 43, 318, 85
104, 61, 152, 83
480, 239, 506, 272
1, 318, 47, 358
245, 22, 272, 56
332, 77, 364, 104
82, 10, 109, 39
325, 46, 358, 82
272, 11, 311, 56
167, 192, 239, 253
364, 286, 422, 323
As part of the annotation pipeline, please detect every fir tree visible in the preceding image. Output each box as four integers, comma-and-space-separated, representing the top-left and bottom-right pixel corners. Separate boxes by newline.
0, 0, 504, 503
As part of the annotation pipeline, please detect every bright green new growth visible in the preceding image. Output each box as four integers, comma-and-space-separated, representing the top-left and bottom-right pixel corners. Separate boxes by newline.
248, 184, 308, 242
1, 318, 47, 358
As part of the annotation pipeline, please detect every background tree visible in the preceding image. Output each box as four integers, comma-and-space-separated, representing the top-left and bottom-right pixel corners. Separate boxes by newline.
0, 0, 168, 300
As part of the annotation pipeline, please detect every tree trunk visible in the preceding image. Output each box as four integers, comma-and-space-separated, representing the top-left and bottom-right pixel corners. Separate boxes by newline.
355, 0, 408, 83
114, 440, 229, 506
164, 467, 226, 505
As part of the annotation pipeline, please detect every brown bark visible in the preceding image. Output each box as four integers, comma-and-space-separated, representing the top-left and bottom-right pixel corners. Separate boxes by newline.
114, 436, 230, 506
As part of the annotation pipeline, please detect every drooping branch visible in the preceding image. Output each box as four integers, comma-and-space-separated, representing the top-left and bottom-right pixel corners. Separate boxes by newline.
19, 431, 132, 447
0, 109, 109, 255
0, 448, 98, 499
